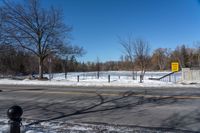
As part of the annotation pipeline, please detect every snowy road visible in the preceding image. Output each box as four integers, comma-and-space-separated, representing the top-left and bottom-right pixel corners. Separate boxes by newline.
0, 85, 200, 132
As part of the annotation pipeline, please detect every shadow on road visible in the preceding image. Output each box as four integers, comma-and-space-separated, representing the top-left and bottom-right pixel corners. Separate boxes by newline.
25, 90, 183, 132
161, 109, 200, 131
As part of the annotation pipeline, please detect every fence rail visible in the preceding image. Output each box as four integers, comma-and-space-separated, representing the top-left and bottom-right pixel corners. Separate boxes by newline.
148, 71, 181, 83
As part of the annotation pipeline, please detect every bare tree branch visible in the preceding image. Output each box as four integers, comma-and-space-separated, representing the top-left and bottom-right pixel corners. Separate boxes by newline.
1, 0, 78, 79
120, 37, 150, 76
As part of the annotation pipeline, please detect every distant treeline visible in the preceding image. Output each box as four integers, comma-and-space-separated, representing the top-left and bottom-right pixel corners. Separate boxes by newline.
0, 44, 200, 75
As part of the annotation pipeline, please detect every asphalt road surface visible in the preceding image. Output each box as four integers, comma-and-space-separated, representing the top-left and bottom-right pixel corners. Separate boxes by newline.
0, 85, 200, 132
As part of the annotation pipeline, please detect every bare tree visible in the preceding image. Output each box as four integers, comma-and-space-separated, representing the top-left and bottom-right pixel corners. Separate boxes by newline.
1, 0, 72, 79
133, 39, 150, 76
96, 57, 100, 79
59, 44, 85, 79
0, 8, 5, 45
197, 47, 200, 67
120, 37, 150, 77
120, 36, 136, 79
151, 48, 169, 70
172, 45, 190, 68
195, 42, 200, 67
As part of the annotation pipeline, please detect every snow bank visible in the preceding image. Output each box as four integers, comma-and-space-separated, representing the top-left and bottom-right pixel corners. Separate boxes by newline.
0, 118, 179, 133
0, 71, 199, 87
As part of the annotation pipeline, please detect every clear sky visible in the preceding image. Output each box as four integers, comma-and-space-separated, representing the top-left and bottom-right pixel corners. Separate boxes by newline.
3, 0, 200, 62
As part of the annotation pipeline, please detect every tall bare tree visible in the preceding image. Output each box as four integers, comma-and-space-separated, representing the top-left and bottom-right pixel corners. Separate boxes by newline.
96, 57, 100, 79
1, 0, 72, 79
0, 8, 5, 45
151, 48, 169, 70
195, 42, 200, 67
172, 45, 190, 68
197, 47, 200, 67
120, 36, 137, 79
133, 39, 150, 76
120, 37, 150, 77
59, 44, 85, 79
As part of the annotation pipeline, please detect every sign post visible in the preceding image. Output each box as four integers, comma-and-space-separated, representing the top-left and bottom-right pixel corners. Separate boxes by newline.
171, 62, 179, 72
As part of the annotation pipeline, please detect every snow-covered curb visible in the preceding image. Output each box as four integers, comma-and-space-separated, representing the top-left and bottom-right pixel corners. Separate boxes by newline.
0, 118, 187, 133
0, 71, 198, 88
0, 78, 199, 88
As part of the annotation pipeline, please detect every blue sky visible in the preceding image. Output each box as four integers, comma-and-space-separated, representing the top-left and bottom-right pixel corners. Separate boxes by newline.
3, 0, 200, 62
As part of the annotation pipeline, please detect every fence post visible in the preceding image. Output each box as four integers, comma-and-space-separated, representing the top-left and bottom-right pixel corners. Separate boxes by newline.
108, 75, 110, 83
132, 72, 135, 80
77, 75, 79, 82
7, 105, 23, 133
174, 74, 176, 83
140, 75, 143, 83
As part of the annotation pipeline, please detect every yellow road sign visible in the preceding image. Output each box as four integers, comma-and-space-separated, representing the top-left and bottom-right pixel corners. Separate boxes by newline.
171, 62, 179, 72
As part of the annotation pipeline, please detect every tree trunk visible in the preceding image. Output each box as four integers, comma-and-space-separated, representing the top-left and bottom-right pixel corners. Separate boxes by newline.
198, 55, 200, 67
64, 61, 67, 79
132, 62, 136, 80
39, 57, 44, 79
64, 58, 68, 79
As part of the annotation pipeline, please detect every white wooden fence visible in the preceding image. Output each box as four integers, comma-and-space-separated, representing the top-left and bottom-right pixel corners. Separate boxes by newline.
182, 68, 200, 81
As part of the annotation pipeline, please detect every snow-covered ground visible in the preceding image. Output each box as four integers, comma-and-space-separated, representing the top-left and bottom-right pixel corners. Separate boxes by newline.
0, 71, 199, 87
0, 118, 183, 133
0, 71, 199, 132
